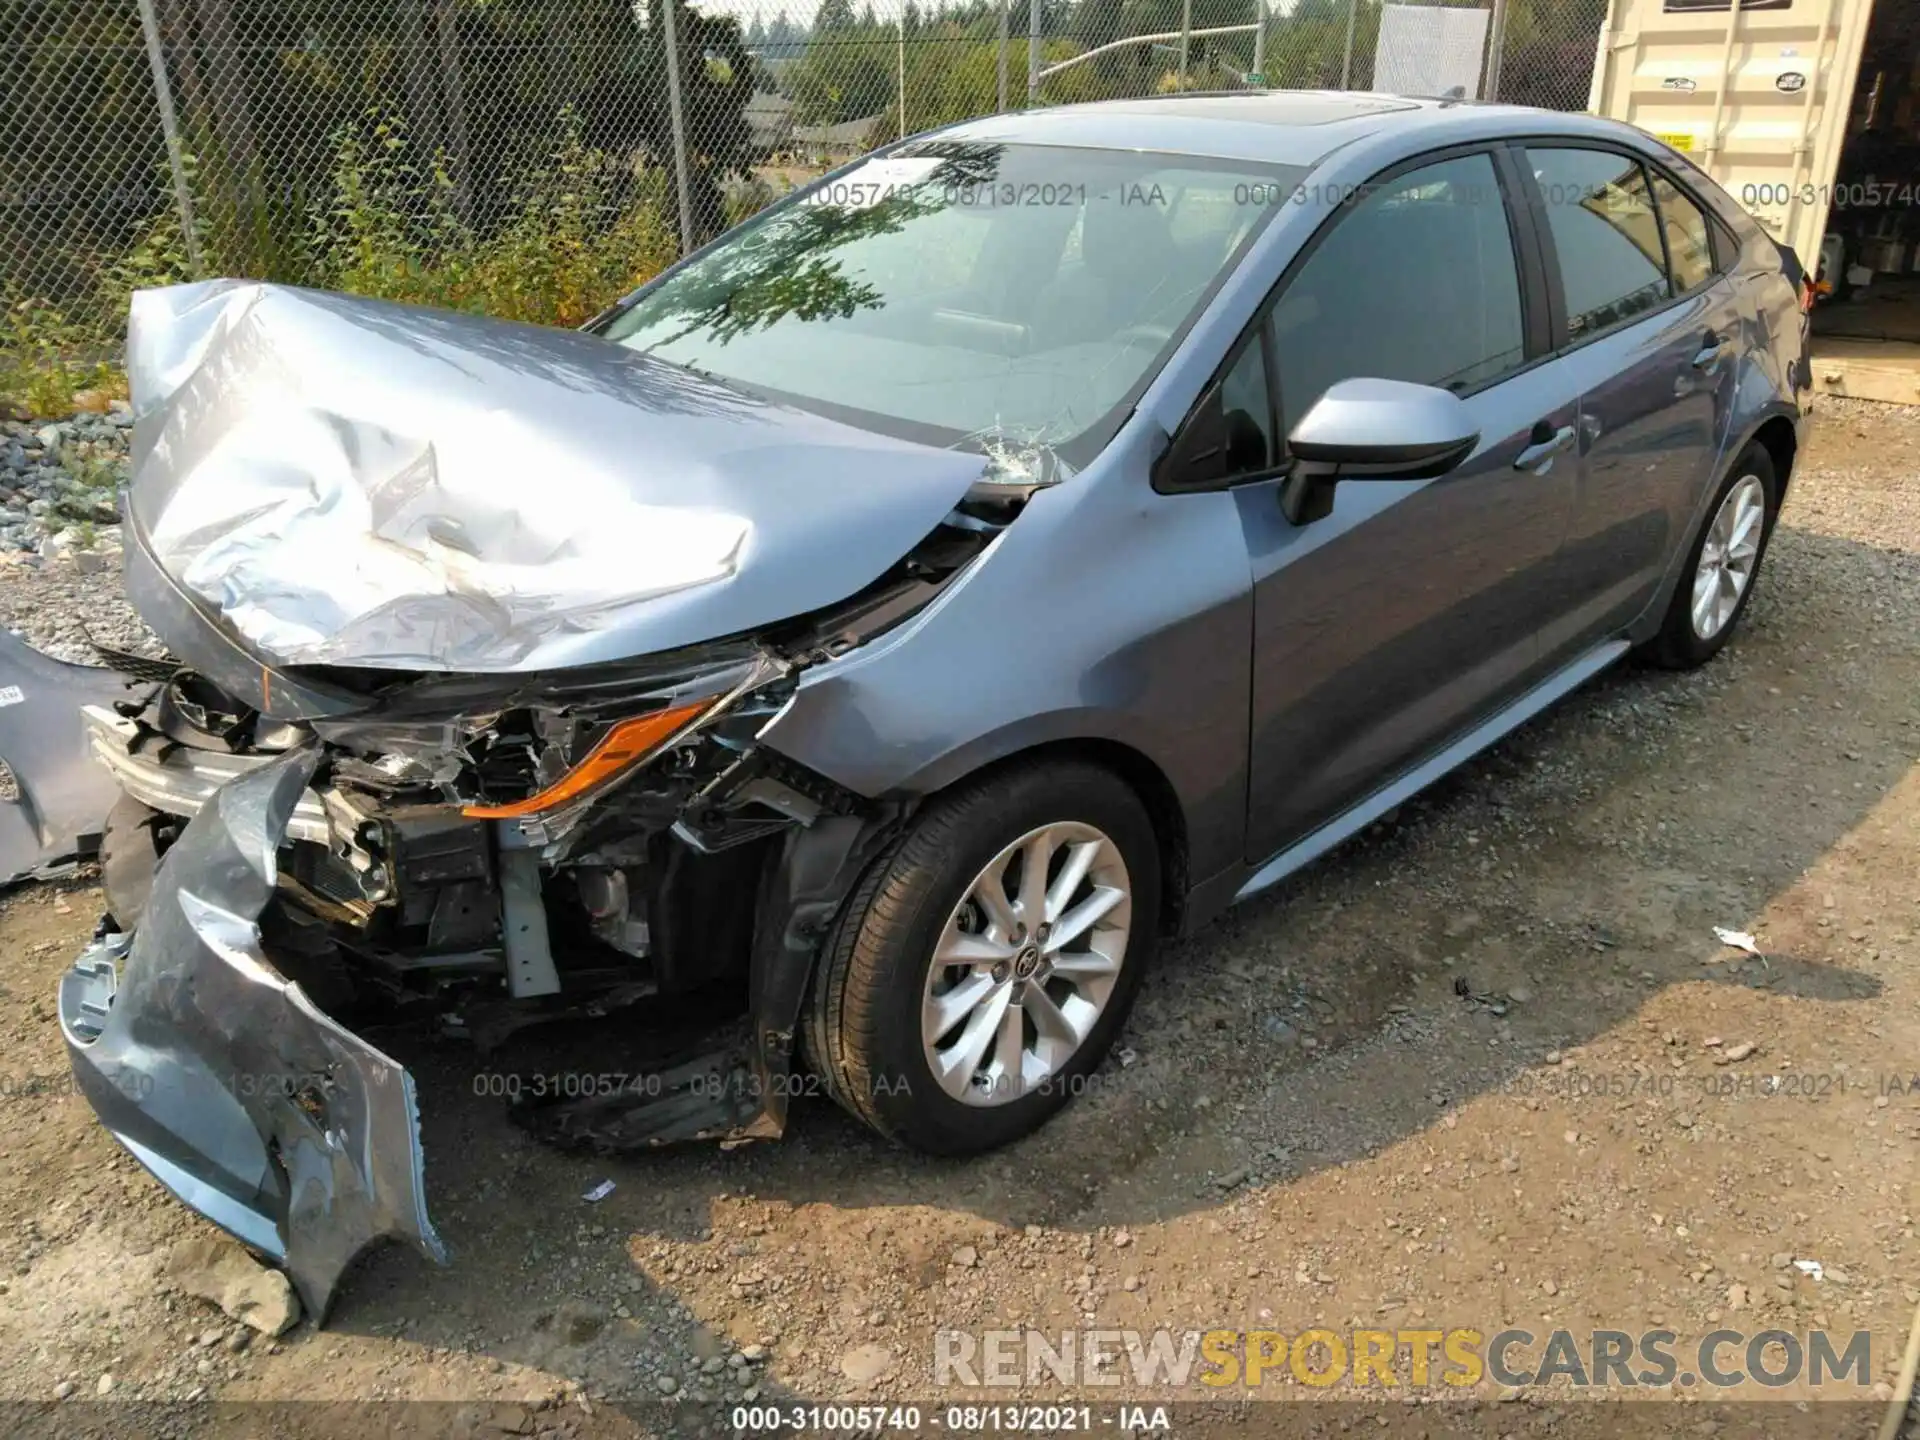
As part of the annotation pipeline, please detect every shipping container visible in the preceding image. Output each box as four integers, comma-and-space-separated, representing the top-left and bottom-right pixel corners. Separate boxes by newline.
1591, 0, 1920, 401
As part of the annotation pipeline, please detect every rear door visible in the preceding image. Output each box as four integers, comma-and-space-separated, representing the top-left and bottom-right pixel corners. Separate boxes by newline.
1234, 148, 1586, 860
1518, 143, 1745, 657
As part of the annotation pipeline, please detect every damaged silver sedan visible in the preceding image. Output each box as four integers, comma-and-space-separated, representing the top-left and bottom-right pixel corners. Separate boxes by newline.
59, 97, 1810, 1317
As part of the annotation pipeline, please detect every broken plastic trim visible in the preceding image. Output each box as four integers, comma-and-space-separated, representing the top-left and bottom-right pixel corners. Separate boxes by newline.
58, 745, 446, 1320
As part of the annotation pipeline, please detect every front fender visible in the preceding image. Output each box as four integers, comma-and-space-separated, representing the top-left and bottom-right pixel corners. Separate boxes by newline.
754, 454, 1254, 893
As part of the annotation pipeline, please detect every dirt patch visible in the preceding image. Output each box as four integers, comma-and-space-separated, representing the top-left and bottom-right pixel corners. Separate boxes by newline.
0, 399, 1917, 1436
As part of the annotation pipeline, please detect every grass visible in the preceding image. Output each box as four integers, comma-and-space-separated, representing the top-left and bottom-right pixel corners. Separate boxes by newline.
0, 300, 123, 420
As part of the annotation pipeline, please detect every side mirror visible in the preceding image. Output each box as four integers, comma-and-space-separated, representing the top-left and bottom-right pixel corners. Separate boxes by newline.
1279, 377, 1480, 525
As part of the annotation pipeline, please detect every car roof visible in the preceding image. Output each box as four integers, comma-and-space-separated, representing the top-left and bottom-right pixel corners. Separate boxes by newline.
934, 91, 1647, 168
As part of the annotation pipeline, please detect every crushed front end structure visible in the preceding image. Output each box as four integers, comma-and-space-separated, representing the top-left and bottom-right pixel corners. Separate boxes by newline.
60, 281, 1021, 1315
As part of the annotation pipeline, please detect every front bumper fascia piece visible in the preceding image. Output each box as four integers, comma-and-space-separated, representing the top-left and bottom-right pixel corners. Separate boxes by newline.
81, 704, 332, 842
57, 746, 446, 1320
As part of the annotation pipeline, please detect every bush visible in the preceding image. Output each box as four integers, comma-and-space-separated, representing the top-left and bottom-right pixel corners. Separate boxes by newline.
0, 300, 121, 419
2, 109, 679, 417
311, 108, 678, 328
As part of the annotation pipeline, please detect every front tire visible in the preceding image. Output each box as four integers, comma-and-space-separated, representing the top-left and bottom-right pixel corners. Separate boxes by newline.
805, 760, 1160, 1155
1640, 441, 1779, 671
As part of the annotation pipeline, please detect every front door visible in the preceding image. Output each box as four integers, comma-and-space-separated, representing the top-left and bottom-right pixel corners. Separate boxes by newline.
1238, 149, 1584, 861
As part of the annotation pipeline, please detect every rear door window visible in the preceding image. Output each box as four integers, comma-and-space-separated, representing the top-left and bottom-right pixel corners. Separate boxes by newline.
1526, 147, 1670, 341
1648, 171, 1717, 293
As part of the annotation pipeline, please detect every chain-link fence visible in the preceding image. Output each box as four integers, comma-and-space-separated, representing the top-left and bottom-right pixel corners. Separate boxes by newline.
1, 0, 1608, 392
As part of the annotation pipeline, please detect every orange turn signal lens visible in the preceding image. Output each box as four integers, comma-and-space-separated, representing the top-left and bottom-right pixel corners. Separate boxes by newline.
461, 700, 712, 820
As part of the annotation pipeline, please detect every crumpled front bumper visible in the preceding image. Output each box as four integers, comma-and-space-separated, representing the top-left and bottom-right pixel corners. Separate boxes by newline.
57, 746, 446, 1320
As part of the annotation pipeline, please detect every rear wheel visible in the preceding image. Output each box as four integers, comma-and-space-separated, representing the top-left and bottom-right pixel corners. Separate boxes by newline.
1640, 442, 1779, 671
805, 760, 1159, 1154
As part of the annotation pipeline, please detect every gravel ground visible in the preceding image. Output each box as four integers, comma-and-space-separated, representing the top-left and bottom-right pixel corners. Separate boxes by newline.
0, 409, 159, 663
0, 397, 1915, 1438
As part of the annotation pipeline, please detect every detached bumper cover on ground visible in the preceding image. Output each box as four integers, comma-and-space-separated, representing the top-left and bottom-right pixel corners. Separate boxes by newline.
0, 629, 145, 884
57, 746, 446, 1319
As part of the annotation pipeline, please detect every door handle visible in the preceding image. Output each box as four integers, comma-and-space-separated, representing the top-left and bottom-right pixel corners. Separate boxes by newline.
1513, 423, 1575, 473
1691, 329, 1729, 371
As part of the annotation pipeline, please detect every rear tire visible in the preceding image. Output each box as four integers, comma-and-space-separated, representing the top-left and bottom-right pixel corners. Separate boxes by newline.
1639, 442, 1779, 671
805, 760, 1159, 1155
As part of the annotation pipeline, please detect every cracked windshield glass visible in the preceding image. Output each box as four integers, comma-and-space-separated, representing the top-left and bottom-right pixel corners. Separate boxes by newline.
602, 142, 1302, 444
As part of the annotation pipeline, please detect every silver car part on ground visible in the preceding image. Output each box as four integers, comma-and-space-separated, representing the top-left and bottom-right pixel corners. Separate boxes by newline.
922, 821, 1131, 1106
58, 746, 446, 1320
1691, 475, 1768, 640
0, 631, 145, 884
125, 280, 991, 673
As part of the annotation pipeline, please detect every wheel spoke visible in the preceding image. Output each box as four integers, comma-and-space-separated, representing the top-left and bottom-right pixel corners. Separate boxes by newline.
1718, 568, 1741, 627
1727, 504, 1761, 559
1047, 948, 1120, 979
1046, 884, 1125, 953
1022, 982, 1083, 1045
1044, 839, 1100, 924
993, 995, 1027, 1093
935, 930, 1011, 968
1691, 565, 1719, 635
924, 970, 996, 1044
971, 868, 1018, 938
1015, 828, 1053, 922
936, 984, 1014, 1097
1708, 504, 1734, 550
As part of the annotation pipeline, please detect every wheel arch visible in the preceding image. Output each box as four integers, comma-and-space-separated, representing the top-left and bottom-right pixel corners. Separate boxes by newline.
1747, 412, 1799, 507
747, 727, 1194, 1124
920, 736, 1193, 938
1631, 404, 1799, 648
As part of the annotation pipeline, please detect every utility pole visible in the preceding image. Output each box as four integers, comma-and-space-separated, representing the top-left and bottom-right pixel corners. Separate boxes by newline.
997, 1, 1009, 111
1027, 0, 1041, 104
1483, 0, 1509, 100
134, 0, 203, 276
660, 0, 695, 256
1179, 0, 1191, 90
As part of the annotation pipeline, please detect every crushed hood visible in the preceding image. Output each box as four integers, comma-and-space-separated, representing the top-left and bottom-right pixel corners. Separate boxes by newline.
125, 280, 989, 672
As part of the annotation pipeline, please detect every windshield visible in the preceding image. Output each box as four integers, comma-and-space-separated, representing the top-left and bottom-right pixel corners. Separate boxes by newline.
601, 141, 1301, 449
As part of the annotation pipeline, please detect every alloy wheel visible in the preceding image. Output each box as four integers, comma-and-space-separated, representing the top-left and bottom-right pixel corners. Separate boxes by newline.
921, 821, 1132, 1107
1691, 475, 1767, 640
